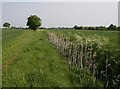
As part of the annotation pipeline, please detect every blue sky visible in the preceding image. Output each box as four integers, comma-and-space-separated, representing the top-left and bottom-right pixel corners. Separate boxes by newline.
1, 1, 118, 27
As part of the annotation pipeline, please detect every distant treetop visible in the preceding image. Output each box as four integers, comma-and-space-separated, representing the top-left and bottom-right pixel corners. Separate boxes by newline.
3, 22, 11, 28
27, 15, 41, 31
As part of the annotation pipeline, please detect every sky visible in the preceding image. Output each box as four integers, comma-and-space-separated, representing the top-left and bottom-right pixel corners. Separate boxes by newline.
118, 1, 120, 26
1, 0, 119, 2
0, 2, 2, 27
1, 1, 119, 28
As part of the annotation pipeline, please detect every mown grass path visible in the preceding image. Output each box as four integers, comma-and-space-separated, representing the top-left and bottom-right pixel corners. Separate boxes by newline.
2, 30, 72, 87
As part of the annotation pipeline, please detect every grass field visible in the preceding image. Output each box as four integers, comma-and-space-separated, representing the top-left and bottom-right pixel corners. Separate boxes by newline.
51, 29, 118, 50
0, 29, 2, 87
2, 29, 72, 87
2, 29, 119, 87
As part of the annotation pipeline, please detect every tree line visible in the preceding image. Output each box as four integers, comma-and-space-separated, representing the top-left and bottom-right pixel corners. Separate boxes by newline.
2, 15, 120, 31
73, 24, 120, 31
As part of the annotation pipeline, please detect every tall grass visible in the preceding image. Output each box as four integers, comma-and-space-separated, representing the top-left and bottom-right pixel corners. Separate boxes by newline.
0, 29, 2, 87
55, 29, 118, 50
47, 30, 120, 87
2, 29, 119, 87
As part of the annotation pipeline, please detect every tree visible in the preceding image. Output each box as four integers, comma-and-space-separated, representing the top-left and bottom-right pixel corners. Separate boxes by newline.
74, 25, 78, 29
3, 22, 11, 28
27, 15, 41, 31
108, 24, 116, 30
117, 26, 120, 30
74, 25, 83, 29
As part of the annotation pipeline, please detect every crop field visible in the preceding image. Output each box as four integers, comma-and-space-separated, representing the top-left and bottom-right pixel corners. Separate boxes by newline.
2, 29, 120, 87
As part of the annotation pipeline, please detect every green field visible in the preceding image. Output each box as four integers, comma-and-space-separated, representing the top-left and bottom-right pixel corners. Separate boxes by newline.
2, 29, 119, 87
51, 29, 118, 50
3, 29, 72, 87
0, 29, 2, 87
